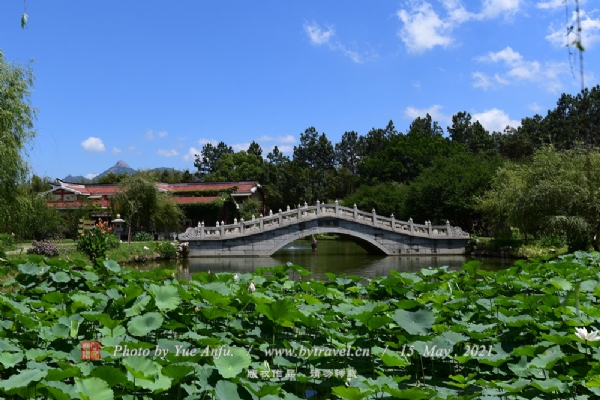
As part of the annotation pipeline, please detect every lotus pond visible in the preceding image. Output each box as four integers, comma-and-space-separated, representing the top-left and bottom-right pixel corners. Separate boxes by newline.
2, 252, 600, 399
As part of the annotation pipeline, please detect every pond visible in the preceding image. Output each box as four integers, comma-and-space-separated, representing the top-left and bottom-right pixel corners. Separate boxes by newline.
139, 239, 516, 280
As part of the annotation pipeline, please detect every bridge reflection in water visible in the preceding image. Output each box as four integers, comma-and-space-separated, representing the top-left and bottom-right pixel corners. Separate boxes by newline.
160, 240, 510, 281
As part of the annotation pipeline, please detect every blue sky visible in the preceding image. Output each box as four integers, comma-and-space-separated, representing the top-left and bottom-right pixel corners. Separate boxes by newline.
1, 1, 598, 180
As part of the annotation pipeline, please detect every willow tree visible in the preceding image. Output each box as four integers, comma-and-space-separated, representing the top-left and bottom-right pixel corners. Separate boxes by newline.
0, 50, 37, 235
111, 172, 184, 244
478, 146, 600, 251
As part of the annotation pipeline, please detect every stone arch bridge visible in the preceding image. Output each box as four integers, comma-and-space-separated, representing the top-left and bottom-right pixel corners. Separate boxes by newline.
179, 202, 470, 257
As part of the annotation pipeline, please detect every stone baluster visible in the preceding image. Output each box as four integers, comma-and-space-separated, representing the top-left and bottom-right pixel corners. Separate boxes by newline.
427, 220, 432, 235
446, 220, 451, 236
391, 214, 396, 231
335, 199, 339, 216
259, 214, 264, 230
316, 200, 320, 216
409, 218, 414, 234
278, 209, 282, 225
199, 221, 205, 239
240, 218, 245, 234
220, 220, 225, 236
372, 208, 377, 225
298, 204, 302, 219
234, 218, 238, 233
353, 204, 358, 221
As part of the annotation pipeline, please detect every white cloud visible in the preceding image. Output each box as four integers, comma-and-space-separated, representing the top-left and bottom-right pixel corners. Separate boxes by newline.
474, 46, 568, 92
397, 2, 454, 53
158, 131, 168, 138
278, 145, 294, 153
303, 21, 375, 63
183, 147, 200, 162
536, 0, 564, 10
529, 102, 543, 112
412, 80, 421, 88
473, 108, 520, 132
397, 0, 522, 54
143, 130, 154, 140
81, 137, 106, 152
232, 143, 251, 152
404, 104, 451, 125
304, 21, 335, 45
112, 146, 122, 156
198, 138, 218, 146
479, 0, 521, 19
157, 149, 179, 157
85, 173, 98, 180
546, 10, 600, 49
257, 135, 296, 143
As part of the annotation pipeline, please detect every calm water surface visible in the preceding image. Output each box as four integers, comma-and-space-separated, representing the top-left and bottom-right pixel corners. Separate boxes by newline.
142, 240, 516, 280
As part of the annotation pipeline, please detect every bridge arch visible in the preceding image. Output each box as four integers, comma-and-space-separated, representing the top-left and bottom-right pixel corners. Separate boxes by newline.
267, 227, 389, 256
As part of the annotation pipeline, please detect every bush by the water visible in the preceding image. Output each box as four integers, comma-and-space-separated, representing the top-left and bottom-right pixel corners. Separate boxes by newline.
2, 253, 600, 397
156, 241, 177, 259
26, 237, 62, 257
132, 231, 153, 242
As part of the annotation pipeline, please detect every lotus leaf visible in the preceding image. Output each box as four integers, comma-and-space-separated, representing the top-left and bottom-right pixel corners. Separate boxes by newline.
127, 312, 164, 336
74, 377, 114, 400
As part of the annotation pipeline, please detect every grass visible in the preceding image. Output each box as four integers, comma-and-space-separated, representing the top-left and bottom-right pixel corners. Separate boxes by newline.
472, 236, 569, 258
4, 240, 167, 265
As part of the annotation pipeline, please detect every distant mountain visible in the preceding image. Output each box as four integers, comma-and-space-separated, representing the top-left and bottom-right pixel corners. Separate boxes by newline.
62, 161, 184, 183
62, 174, 91, 183
63, 160, 137, 183
96, 160, 137, 179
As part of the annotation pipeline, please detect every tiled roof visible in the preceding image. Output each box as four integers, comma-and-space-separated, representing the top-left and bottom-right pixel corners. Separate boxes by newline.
51, 180, 260, 196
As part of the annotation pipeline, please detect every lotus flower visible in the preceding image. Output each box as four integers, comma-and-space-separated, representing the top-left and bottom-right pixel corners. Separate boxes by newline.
249, 282, 256, 292
575, 327, 600, 341
233, 274, 238, 281
143, 246, 149, 250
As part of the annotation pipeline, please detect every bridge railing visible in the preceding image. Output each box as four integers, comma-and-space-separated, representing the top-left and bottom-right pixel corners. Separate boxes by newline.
179, 201, 469, 240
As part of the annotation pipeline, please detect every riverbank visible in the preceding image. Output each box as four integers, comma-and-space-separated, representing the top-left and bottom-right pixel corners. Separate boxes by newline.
4, 241, 185, 265
468, 237, 569, 258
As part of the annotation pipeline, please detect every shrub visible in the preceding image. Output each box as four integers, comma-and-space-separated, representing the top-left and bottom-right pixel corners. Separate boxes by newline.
133, 231, 153, 242
540, 232, 566, 248
27, 239, 61, 257
0, 233, 15, 249
105, 232, 121, 249
156, 241, 177, 259
76, 219, 115, 264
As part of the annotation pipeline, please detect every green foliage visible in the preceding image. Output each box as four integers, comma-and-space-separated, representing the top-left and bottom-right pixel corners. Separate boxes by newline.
132, 231, 153, 242
540, 232, 567, 248
0, 50, 37, 228
341, 182, 409, 218
478, 146, 600, 251
111, 172, 185, 240
405, 152, 505, 228
2, 253, 600, 397
0, 233, 15, 250
76, 219, 117, 264
155, 241, 177, 259
239, 198, 262, 221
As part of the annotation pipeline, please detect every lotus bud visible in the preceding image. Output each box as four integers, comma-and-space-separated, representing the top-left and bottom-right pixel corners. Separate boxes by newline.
233, 274, 238, 281
249, 282, 256, 292
195, 306, 199, 312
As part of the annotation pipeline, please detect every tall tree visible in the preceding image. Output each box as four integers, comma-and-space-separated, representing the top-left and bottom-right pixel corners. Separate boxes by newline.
0, 50, 37, 234
335, 131, 362, 176
447, 111, 495, 154
293, 127, 335, 203
194, 141, 234, 180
